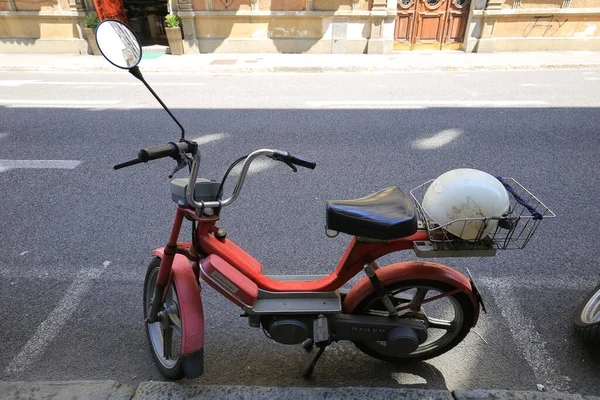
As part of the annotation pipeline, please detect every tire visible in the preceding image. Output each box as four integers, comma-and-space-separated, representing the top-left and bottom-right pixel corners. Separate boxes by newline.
574, 282, 600, 344
144, 258, 185, 380
352, 279, 475, 363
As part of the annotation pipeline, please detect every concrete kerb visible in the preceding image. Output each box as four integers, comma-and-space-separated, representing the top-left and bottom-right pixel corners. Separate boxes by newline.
2, 381, 600, 400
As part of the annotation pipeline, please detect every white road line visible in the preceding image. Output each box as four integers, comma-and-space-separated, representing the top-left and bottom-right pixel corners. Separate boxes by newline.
0, 99, 118, 105
584, 77, 600, 81
191, 133, 229, 145
305, 100, 548, 108
0, 81, 204, 87
4, 261, 110, 374
412, 129, 462, 150
0, 160, 81, 173
0, 80, 40, 87
487, 281, 570, 391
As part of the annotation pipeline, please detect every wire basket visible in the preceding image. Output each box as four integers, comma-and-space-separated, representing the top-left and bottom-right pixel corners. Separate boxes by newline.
410, 177, 555, 253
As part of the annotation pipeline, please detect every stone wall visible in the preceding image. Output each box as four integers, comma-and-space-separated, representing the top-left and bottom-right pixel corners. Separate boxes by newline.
0, 0, 89, 54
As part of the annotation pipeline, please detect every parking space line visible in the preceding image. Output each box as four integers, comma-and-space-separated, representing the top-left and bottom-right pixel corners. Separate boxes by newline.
4, 261, 110, 374
0, 160, 81, 173
486, 281, 571, 391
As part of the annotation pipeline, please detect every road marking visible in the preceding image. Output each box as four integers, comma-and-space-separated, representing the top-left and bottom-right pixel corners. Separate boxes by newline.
191, 133, 229, 145
0, 80, 204, 87
486, 280, 571, 391
0, 80, 40, 87
412, 129, 462, 150
19, 251, 29, 256
0, 99, 118, 105
0, 160, 81, 173
4, 261, 110, 374
584, 77, 600, 81
391, 372, 427, 385
305, 100, 548, 108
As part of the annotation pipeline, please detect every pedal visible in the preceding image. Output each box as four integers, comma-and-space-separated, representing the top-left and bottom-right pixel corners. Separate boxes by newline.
313, 316, 330, 345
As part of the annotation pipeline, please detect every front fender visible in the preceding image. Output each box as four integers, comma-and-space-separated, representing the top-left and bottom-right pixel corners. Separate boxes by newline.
153, 248, 205, 379
343, 261, 480, 326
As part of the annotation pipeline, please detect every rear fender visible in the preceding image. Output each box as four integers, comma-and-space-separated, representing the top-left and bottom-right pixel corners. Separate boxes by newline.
343, 261, 480, 326
152, 247, 205, 379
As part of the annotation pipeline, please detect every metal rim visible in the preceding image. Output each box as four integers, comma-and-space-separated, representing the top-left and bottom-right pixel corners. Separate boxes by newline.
361, 284, 464, 356
145, 267, 183, 369
581, 288, 600, 324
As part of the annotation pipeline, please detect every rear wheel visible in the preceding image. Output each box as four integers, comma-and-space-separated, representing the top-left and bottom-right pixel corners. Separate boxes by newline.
144, 258, 185, 379
352, 279, 475, 362
574, 282, 600, 344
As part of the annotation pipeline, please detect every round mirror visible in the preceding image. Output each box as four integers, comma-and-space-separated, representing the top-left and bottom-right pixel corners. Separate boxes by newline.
95, 20, 142, 69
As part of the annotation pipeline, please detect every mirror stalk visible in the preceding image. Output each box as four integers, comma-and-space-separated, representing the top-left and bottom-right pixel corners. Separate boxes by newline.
129, 66, 186, 140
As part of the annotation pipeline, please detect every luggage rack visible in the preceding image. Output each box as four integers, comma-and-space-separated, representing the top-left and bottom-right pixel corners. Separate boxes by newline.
409, 177, 555, 258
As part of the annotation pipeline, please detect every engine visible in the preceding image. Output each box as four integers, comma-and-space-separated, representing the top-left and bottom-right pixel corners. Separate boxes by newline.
262, 316, 313, 345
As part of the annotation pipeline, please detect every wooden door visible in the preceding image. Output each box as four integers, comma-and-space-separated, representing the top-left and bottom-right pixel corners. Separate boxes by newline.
413, 0, 447, 50
393, 0, 417, 51
443, 0, 471, 50
393, 0, 471, 51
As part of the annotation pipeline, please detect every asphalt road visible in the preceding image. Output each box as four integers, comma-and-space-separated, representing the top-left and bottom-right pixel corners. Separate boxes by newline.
0, 69, 599, 395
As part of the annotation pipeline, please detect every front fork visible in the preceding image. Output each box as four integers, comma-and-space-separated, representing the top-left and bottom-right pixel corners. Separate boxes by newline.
147, 207, 186, 323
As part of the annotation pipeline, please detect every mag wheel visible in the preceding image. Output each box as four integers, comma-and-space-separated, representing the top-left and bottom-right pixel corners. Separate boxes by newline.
352, 279, 475, 362
574, 282, 600, 344
144, 258, 185, 379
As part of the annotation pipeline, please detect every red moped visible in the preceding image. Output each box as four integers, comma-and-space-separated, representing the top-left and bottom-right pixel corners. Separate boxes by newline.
95, 20, 554, 380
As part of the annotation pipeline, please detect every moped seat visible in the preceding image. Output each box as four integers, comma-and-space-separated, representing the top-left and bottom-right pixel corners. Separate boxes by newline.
326, 187, 418, 240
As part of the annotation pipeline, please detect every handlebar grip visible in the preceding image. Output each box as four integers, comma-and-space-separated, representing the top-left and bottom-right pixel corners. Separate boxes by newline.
288, 154, 316, 170
137, 143, 179, 162
114, 158, 143, 170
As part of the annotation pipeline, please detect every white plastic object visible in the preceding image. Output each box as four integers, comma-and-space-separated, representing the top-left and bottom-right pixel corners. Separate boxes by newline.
421, 169, 510, 241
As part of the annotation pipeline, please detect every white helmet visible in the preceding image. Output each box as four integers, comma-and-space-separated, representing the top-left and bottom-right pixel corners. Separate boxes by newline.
422, 169, 510, 241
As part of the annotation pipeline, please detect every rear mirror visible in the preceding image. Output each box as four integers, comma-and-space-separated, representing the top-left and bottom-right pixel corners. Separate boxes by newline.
95, 20, 142, 69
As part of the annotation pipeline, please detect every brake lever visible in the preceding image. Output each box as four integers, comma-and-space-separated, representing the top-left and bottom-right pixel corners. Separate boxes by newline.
169, 156, 190, 178
282, 160, 298, 173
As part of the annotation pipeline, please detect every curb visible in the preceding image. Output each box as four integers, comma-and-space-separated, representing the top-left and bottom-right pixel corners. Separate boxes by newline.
2, 381, 600, 400
1, 63, 600, 73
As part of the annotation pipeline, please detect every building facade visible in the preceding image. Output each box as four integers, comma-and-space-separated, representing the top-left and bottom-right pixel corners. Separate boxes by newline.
0, 0, 599, 54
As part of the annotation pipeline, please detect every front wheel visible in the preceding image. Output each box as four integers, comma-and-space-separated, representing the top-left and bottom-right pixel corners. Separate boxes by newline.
144, 258, 185, 380
352, 279, 475, 363
574, 282, 600, 344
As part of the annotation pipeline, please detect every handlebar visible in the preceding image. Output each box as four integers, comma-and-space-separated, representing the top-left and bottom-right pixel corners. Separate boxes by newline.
270, 150, 317, 170
114, 141, 195, 170
115, 141, 315, 212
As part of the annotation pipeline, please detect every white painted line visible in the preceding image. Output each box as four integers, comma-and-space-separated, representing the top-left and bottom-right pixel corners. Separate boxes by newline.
391, 372, 427, 385
5, 105, 123, 110
487, 281, 570, 391
584, 77, 600, 81
0, 81, 204, 87
412, 129, 462, 150
0, 160, 81, 173
305, 100, 548, 108
19, 251, 29, 256
247, 158, 275, 175
191, 133, 229, 145
521, 83, 541, 87
4, 261, 110, 374
0, 99, 119, 105
0, 80, 40, 87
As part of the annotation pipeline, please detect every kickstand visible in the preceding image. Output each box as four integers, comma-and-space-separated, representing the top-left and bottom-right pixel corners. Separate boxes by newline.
302, 344, 326, 379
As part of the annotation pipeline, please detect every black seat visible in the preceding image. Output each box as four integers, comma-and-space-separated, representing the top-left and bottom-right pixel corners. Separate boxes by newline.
326, 187, 418, 240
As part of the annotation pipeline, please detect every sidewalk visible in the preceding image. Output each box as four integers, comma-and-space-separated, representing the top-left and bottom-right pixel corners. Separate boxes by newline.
1, 51, 600, 73
2, 380, 600, 400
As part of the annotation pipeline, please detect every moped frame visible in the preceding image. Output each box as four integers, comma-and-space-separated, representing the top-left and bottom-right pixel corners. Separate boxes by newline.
148, 205, 481, 374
